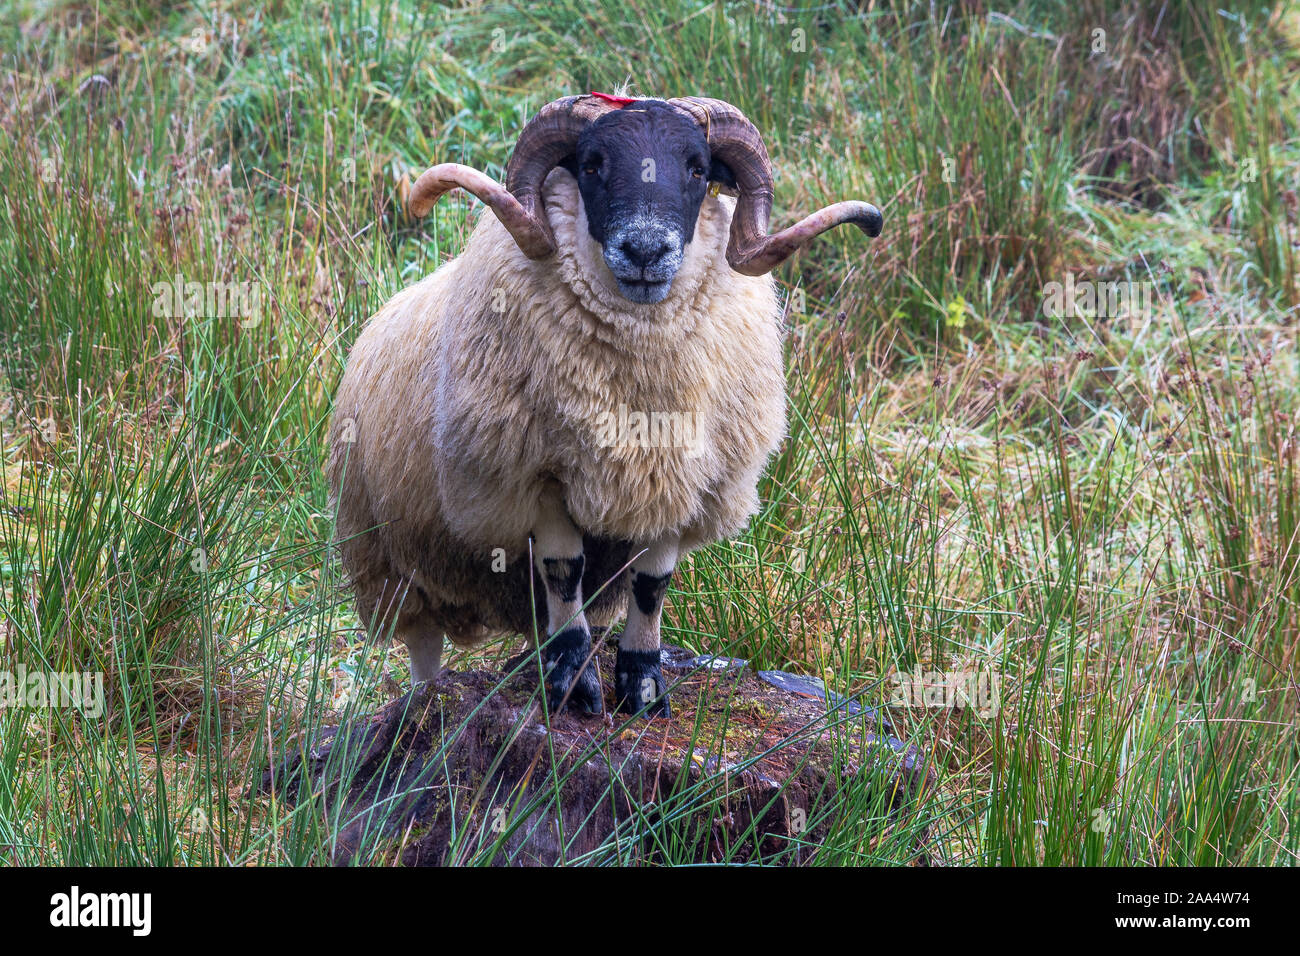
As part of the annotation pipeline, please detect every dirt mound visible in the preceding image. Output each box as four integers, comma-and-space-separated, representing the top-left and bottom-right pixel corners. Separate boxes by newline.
256, 642, 936, 865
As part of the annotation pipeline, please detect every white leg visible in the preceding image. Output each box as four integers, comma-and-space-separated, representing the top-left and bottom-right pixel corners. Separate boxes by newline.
402, 630, 444, 684
614, 536, 678, 717
531, 485, 601, 714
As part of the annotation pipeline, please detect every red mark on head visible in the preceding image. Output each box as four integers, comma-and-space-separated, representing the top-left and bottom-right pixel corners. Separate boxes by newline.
589, 91, 638, 108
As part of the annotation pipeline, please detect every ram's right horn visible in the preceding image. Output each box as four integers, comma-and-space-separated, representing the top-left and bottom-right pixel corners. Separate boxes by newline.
407, 95, 619, 260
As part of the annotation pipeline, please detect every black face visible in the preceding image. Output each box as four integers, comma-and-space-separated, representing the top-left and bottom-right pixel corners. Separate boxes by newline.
560, 101, 736, 305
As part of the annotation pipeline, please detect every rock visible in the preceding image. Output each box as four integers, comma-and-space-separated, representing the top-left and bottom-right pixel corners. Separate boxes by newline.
756, 669, 887, 725
254, 642, 935, 865
660, 645, 749, 674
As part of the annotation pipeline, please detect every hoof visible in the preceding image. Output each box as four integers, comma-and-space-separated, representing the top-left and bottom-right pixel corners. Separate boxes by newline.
614, 648, 671, 718
542, 627, 603, 716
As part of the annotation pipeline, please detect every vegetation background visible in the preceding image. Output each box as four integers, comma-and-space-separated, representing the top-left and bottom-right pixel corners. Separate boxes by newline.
0, 0, 1296, 865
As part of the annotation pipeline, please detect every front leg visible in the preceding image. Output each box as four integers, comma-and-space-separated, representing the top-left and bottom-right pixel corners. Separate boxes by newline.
532, 485, 603, 715
614, 535, 678, 718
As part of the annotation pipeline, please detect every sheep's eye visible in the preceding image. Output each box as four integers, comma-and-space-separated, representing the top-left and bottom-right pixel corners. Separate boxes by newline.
690, 165, 705, 179
581, 160, 601, 176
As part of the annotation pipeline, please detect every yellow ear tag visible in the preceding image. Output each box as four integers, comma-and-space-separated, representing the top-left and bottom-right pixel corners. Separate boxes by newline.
708, 182, 722, 198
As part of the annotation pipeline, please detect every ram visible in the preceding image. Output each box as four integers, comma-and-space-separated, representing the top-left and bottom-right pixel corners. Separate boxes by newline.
327, 94, 881, 717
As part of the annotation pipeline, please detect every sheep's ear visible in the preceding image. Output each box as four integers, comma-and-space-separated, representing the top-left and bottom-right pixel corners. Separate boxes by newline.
557, 153, 579, 178
708, 157, 738, 192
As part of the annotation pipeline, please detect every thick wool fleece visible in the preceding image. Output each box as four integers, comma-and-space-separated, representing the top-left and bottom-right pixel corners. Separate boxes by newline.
327, 169, 786, 645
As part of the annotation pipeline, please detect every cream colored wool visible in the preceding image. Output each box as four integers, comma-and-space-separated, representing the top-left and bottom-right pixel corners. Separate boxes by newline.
327, 169, 786, 646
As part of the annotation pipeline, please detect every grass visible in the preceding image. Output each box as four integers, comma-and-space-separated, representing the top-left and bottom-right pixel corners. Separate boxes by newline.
0, 0, 1296, 865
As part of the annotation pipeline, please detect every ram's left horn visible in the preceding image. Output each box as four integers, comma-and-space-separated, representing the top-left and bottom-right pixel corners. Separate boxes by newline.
667, 96, 883, 276
722, 200, 883, 277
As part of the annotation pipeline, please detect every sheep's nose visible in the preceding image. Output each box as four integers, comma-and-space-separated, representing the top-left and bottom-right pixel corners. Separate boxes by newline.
620, 236, 672, 270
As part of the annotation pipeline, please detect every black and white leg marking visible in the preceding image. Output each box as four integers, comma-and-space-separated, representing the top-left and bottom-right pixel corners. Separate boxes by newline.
614, 536, 678, 718
532, 486, 602, 715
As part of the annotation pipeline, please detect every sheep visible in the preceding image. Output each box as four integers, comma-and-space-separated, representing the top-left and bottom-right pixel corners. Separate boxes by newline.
327, 94, 881, 717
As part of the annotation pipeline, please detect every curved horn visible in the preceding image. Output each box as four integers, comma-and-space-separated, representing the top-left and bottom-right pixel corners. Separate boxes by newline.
667, 96, 883, 276
407, 95, 616, 259
407, 164, 552, 258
